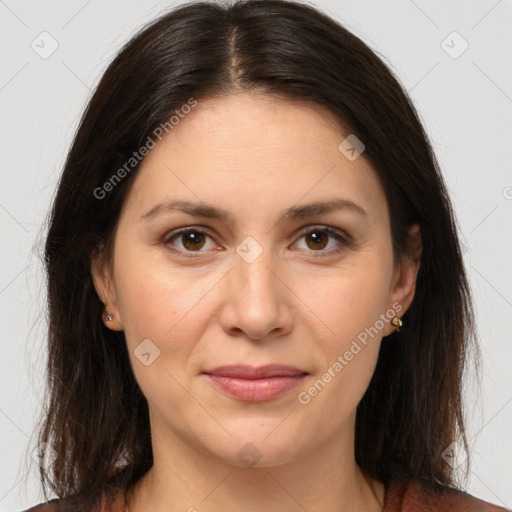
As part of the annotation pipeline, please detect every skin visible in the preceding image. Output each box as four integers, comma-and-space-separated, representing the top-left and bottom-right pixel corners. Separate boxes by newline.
92, 91, 422, 512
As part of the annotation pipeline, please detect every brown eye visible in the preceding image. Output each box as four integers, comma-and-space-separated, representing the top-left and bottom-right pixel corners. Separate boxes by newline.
304, 230, 329, 250
181, 231, 206, 251
294, 226, 349, 256
164, 228, 216, 254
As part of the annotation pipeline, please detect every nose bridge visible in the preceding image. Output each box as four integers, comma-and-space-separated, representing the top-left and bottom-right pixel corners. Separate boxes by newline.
220, 236, 292, 340
235, 237, 279, 306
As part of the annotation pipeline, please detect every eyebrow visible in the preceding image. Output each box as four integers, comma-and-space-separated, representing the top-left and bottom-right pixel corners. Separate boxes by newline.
140, 198, 369, 223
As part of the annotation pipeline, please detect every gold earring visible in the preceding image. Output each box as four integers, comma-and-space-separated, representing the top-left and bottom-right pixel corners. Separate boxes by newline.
391, 316, 402, 332
103, 304, 114, 322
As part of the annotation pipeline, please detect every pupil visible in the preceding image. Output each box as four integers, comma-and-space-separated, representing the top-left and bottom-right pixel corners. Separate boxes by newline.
183, 232, 204, 250
308, 231, 327, 250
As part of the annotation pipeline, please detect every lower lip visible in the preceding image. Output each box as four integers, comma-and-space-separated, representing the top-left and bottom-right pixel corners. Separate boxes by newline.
205, 374, 307, 402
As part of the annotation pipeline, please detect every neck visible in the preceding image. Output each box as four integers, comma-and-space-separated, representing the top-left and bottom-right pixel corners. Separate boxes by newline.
126, 411, 385, 512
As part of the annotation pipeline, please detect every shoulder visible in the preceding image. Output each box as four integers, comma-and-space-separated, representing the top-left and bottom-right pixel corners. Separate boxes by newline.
20, 487, 126, 512
384, 477, 511, 511
20, 498, 59, 511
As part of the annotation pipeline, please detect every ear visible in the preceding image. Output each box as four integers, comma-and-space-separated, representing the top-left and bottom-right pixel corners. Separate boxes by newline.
383, 223, 422, 336
91, 249, 123, 331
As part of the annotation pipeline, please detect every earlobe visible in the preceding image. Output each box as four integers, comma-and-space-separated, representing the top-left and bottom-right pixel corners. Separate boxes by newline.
385, 223, 422, 335
91, 251, 123, 331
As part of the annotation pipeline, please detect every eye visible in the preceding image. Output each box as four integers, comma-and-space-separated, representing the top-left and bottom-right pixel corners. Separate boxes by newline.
163, 225, 350, 257
292, 226, 349, 256
164, 227, 218, 255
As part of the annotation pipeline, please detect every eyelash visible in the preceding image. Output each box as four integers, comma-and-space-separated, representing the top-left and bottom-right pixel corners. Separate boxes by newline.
163, 226, 351, 258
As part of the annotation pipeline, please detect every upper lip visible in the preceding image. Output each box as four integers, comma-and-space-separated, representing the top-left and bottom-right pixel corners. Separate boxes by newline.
203, 364, 308, 379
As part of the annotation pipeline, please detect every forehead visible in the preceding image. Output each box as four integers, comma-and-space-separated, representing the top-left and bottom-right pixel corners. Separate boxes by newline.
122, 92, 388, 227
165, 91, 347, 156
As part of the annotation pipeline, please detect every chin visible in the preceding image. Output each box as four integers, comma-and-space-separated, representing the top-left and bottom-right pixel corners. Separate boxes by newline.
202, 430, 306, 469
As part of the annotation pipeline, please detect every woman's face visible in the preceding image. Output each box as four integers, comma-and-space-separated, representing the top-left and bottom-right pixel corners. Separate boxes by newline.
93, 92, 420, 467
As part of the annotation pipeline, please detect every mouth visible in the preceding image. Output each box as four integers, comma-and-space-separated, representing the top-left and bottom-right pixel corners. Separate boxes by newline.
202, 364, 308, 402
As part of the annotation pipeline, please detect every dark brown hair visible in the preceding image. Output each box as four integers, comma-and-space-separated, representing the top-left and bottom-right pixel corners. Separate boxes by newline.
31, 0, 479, 508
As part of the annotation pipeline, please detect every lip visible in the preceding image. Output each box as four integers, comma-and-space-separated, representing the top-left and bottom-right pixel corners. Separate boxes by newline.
203, 364, 306, 379
202, 365, 308, 402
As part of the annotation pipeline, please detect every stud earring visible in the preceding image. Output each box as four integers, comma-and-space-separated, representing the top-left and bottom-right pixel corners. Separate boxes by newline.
391, 316, 402, 332
103, 305, 114, 322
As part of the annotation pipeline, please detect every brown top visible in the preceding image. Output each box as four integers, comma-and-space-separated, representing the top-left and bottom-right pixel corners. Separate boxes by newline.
22, 477, 511, 511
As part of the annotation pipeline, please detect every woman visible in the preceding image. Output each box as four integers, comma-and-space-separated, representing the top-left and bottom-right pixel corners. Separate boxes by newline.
24, 0, 509, 511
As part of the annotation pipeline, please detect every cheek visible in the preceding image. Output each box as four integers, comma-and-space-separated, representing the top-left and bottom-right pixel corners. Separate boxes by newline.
292, 258, 391, 408
300, 260, 391, 346
114, 267, 204, 408
114, 254, 218, 364
296, 277, 387, 434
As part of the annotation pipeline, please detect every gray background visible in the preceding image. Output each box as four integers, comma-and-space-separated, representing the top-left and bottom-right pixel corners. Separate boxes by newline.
0, 0, 511, 510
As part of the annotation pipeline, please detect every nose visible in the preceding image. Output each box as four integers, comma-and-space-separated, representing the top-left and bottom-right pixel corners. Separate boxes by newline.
218, 246, 294, 341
